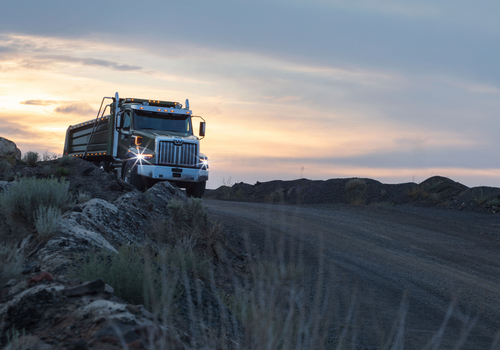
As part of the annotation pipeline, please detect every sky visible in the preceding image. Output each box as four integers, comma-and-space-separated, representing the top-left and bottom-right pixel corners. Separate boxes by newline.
1, 0, 499, 189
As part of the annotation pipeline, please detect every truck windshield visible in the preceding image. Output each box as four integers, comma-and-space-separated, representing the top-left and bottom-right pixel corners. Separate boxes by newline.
133, 110, 192, 135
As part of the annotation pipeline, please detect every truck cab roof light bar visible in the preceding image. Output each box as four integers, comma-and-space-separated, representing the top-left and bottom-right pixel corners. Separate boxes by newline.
130, 104, 191, 114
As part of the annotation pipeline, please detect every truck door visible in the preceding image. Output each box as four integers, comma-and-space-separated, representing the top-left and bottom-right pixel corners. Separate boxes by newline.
117, 111, 131, 158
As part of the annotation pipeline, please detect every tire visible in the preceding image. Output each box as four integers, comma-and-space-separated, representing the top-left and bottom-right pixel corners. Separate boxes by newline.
186, 181, 206, 198
122, 161, 143, 191
98, 161, 111, 173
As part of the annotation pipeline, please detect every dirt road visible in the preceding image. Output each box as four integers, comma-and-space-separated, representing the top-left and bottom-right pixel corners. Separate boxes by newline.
204, 199, 500, 349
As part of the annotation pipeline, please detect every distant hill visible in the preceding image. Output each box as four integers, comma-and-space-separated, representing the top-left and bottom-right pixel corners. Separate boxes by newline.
205, 176, 500, 214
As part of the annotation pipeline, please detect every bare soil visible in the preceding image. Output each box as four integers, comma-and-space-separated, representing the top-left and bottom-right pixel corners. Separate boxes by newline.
203, 198, 500, 349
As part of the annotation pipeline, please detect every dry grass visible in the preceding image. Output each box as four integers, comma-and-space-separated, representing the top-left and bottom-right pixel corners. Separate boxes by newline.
0, 243, 22, 288
0, 177, 70, 238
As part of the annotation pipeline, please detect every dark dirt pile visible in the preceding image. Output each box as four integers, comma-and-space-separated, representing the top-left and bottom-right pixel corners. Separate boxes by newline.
205, 176, 500, 214
0, 157, 136, 203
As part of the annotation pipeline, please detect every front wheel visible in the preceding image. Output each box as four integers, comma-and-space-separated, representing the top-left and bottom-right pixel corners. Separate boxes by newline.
186, 181, 206, 198
98, 161, 111, 173
122, 161, 143, 191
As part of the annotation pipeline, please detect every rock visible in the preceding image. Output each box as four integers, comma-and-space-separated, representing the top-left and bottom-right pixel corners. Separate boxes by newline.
4, 279, 17, 288
93, 322, 142, 344
117, 179, 136, 191
15, 335, 46, 350
0, 137, 21, 161
82, 167, 94, 176
0, 181, 13, 192
28, 272, 54, 286
104, 284, 114, 294
139, 306, 154, 320
22, 262, 39, 275
109, 182, 122, 191
66, 338, 88, 350
63, 278, 106, 297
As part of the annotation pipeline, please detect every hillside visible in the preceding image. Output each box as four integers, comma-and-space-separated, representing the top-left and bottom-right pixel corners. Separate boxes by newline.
0, 150, 243, 349
205, 176, 500, 214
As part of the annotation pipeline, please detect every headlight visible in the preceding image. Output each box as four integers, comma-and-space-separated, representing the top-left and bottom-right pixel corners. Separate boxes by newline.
137, 153, 154, 160
199, 157, 209, 169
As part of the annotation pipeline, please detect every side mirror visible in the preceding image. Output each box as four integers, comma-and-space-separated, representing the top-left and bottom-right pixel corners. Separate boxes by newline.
116, 113, 122, 131
199, 122, 206, 137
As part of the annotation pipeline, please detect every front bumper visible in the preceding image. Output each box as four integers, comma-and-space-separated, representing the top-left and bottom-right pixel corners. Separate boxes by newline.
136, 164, 209, 182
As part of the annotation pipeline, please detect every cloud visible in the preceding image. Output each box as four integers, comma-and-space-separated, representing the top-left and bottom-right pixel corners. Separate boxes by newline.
0, 118, 37, 138
55, 102, 94, 116
35, 55, 142, 71
20, 100, 58, 106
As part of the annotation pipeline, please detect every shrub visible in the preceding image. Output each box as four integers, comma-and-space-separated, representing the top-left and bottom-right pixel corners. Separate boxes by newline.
56, 167, 69, 176
23, 151, 39, 167
486, 198, 500, 207
58, 155, 72, 166
77, 191, 91, 204
34, 205, 61, 238
0, 243, 22, 288
167, 198, 208, 231
0, 177, 70, 229
41, 165, 53, 177
70, 245, 177, 311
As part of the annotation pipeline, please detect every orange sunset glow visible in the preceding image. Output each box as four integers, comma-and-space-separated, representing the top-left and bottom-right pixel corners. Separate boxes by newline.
1, 1, 500, 189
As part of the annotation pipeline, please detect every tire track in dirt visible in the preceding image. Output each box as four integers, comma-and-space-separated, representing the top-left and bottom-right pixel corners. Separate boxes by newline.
204, 199, 500, 349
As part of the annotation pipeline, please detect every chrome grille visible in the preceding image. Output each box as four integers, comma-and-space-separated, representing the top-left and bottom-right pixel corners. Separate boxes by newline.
158, 141, 198, 166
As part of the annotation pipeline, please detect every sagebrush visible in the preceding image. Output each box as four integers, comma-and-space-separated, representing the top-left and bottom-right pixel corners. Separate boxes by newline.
0, 177, 70, 230
23, 151, 39, 167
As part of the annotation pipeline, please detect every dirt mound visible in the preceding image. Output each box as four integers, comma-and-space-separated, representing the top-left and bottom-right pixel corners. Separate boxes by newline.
0, 157, 137, 203
0, 156, 243, 349
206, 176, 500, 214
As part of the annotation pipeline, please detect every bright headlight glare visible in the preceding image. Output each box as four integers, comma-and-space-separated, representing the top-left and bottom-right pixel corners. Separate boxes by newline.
137, 153, 153, 160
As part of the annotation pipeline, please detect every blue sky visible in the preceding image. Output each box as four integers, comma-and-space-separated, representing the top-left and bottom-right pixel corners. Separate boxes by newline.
1, 0, 499, 188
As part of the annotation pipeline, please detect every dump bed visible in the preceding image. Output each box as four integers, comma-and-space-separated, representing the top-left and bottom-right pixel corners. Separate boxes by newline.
63, 115, 112, 159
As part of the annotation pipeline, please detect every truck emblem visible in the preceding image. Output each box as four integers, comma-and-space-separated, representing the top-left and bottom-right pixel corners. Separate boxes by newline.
173, 139, 184, 146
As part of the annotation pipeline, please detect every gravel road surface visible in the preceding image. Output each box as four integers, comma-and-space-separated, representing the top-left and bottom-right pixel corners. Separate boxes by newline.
204, 199, 500, 349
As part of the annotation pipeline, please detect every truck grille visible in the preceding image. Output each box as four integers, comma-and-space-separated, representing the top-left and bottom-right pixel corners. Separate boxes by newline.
158, 141, 198, 167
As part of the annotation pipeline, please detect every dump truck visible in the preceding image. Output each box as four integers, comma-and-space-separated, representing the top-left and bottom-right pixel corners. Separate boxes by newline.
63, 92, 208, 197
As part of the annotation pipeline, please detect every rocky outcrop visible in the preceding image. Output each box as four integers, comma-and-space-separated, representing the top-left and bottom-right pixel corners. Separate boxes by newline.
0, 137, 21, 162
0, 174, 241, 349
34, 180, 186, 273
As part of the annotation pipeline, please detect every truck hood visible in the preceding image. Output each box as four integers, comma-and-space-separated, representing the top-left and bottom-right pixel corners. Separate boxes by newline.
134, 130, 199, 141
